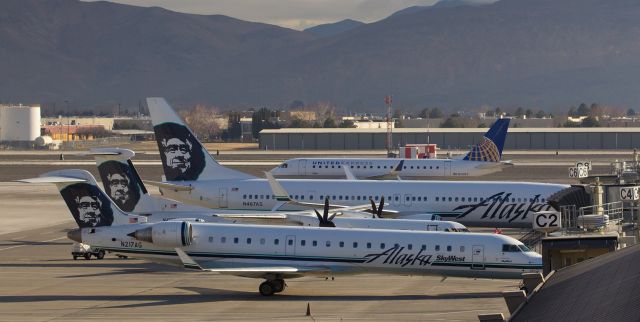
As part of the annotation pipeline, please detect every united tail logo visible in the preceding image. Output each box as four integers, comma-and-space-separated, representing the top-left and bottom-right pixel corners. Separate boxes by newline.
463, 118, 510, 162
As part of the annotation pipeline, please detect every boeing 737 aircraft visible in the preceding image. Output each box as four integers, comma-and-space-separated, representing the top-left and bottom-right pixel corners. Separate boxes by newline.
26, 167, 467, 232
144, 97, 581, 228
53, 176, 542, 296
271, 119, 512, 179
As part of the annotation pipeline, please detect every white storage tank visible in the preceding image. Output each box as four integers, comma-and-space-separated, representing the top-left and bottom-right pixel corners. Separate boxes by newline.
0, 105, 41, 142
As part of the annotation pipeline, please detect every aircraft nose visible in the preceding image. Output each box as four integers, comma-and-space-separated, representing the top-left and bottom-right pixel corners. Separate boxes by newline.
67, 228, 82, 243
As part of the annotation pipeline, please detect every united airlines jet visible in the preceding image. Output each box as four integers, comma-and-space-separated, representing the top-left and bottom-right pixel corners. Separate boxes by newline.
271, 119, 512, 179
144, 97, 580, 228
54, 177, 542, 296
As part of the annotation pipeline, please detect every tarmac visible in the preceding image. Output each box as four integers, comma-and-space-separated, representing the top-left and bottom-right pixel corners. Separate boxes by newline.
0, 148, 626, 321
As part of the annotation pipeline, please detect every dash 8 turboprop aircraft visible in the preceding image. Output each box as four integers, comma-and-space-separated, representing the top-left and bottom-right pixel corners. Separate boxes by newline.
52, 174, 542, 296
271, 118, 512, 179
145, 97, 583, 228
89, 149, 468, 232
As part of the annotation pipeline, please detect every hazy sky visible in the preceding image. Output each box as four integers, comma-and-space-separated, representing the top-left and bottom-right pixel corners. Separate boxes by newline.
83, 0, 441, 30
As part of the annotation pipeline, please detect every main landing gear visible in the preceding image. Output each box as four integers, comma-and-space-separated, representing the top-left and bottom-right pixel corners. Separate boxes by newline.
259, 279, 286, 296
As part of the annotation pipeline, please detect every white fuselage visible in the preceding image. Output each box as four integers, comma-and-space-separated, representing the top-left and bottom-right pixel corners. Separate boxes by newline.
160, 178, 568, 228
82, 222, 541, 279
270, 158, 507, 178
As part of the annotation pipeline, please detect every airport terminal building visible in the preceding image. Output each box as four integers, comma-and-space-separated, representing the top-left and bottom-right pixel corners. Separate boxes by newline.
259, 127, 640, 150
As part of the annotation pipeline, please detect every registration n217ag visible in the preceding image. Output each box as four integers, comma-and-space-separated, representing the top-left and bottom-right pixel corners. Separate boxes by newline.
120, 241, 142, 248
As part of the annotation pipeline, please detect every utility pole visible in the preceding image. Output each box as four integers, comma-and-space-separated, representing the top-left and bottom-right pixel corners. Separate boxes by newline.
385, 95, 393, 156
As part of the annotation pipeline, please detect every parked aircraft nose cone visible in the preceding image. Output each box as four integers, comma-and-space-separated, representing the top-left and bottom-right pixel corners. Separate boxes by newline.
67, 228, 82, 243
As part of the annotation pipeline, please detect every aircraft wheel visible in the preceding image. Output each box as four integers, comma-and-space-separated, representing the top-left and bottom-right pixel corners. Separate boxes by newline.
84, 253, 91, 260
259, 281, 275, 296
272, 279, 286, 293
73, 256, 77, 260
96, 250, 105, 260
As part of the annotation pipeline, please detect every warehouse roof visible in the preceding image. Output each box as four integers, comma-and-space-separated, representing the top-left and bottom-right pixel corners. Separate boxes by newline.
510, 243, 640, 322
260, 127, 640, 134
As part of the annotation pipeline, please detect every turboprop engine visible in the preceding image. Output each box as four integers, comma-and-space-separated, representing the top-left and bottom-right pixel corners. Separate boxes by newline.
129, 221, 193, 247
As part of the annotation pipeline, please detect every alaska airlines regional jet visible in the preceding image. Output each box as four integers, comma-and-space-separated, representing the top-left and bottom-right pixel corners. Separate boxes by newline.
271, 119, 512, 179
146, 97, 571, 228
58, 181, 542, 296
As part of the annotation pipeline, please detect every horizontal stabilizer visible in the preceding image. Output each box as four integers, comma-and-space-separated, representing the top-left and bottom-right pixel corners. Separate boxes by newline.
143, 180, 194, 191
16, 176, 86, 184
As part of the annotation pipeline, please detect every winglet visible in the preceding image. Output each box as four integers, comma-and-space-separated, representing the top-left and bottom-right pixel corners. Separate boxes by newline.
175, 248, 203, 270
265, 171, 291, 202
341, 165, 357, 180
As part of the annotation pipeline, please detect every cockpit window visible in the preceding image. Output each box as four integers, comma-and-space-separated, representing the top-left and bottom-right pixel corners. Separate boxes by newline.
279, 163, 288, 168
518, 244, 532, 252
502, 244, 521, 252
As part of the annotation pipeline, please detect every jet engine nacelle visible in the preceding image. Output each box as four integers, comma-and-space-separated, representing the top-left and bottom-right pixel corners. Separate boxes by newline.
130, 221, 193, 247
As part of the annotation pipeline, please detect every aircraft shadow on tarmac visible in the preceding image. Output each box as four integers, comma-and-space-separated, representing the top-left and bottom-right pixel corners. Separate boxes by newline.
0, 240, 70, 247
0, 288, 503, 309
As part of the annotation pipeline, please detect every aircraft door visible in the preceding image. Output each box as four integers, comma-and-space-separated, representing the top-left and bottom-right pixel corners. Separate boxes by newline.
404, 194, 413, 207
392, 194, 401, 206
298, 160, 307, 175
471, 245, 485, 270
444, 160, 452, 176
218, 188, 228, 208
285, 235, 296, 255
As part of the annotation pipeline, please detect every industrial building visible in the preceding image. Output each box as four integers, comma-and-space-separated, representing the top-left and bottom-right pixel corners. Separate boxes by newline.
0, 104, 41, 147
259, 127, 640, 150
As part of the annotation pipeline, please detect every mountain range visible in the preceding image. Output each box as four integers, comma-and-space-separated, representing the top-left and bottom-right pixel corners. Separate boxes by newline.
2, 0, 640, 113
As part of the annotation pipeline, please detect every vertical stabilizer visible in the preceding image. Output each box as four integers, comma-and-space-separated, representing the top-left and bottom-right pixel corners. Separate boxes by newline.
463, 118, 510, 162
146, 97, 254, 181
18, 170, 140, 228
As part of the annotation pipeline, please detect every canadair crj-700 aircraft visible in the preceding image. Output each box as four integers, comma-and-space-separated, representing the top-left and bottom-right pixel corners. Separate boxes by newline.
49, 175, 542, 296
145, 97, 576, 228
271, 119, 512, 179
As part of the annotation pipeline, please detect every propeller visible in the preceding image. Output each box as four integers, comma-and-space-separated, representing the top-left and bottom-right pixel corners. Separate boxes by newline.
314, 197, 336, 227
369, 196, 385, 218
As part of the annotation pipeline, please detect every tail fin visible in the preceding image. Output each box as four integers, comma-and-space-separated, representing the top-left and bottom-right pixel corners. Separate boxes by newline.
91, 148, 146, 212
18, 170, 137, 228
91, 147, 210, 213
463, 118, 510, 162
146, 97, 254, 181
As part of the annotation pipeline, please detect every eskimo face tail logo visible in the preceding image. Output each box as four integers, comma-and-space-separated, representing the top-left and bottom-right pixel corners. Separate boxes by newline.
97, 160, 141, 212
465, 137, 500, 162
154, 123, 206, 181
60, 183, 114, 228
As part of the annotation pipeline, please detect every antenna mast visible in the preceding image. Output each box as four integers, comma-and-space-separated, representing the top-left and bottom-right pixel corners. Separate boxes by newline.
385, 95, 393, 156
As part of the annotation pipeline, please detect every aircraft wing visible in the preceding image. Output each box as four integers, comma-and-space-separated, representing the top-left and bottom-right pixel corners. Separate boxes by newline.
475, 160, 514, 169
211, 213, 289, 220
175, 249, 330, 278
342, 165, 358, 180
143, 180, 194, 191
16, 176, 86, 184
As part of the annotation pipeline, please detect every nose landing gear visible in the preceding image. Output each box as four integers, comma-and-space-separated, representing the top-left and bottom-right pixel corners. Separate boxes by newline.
258, 279, 286, 296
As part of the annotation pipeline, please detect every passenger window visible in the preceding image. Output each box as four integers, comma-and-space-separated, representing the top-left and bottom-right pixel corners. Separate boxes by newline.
221, 237, 226, 243
260, 195, 264, 199
448, 197, 452, 202
446, 245, 452, 252
353, 242, 358, 248
421, 245, 426, 251
243, 194, 246, 199
208, 236, 214, 243
461, 197, 465, 202
435, 245, 440, 251
339, 241, 344, 248
313, 240, 318, 246
367, 242, 372, 249
260, 238, 265, 245
326, 241, 331, 247
274, 239, 279, 245
248, 195, 252, 199
301, 240, 306, 246
436, 197, 439, 201
288, 239, 293, 246
408, 244, 413, 250
460, 246, 465, 252
234, 237, 239, 244
380, 243, 385, 249
394, 243, 399, 248
247, 238, 252, 244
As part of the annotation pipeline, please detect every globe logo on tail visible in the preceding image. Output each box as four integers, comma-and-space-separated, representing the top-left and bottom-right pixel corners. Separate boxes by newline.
466, 137, 500, 162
